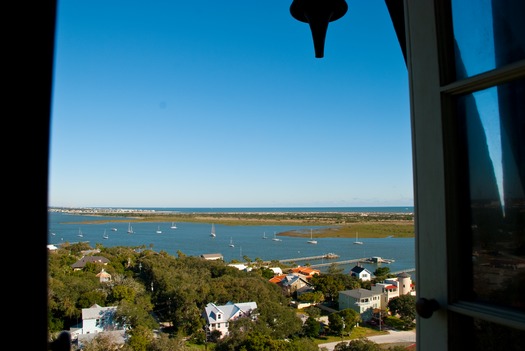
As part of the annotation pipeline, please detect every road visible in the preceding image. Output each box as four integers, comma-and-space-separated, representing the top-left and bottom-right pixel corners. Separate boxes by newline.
318, 330, 416, 350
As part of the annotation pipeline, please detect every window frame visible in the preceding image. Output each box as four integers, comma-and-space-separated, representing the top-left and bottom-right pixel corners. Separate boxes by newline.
404, 1, 525, 350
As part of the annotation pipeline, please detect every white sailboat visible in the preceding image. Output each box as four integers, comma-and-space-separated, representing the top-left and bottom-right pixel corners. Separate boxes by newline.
229, 237, 235, 247
127, 223, 134, 234
156, 225, 162, 234
103, 229, 109, 239
307, 229, 318, 244
170, 222, 177, 229
210, 223, 216, 237
262, 232, 267, 239
353, 232, 363, 245
77, 228, 84, 238
272, 232, 282, 241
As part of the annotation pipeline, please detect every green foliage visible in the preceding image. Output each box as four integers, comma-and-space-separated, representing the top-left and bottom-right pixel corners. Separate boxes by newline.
338, 309, 361, 334
302, 316, 321, 338
299, 291, 325, 304
328, 313, 344, 336
333, 338, 382, 351
372, 267, 391, 281
387, 294, 416, 329
310, 275, 345, 302
304, 306, 321, 319
127, 325, 154, 351
327, 263, 345, 275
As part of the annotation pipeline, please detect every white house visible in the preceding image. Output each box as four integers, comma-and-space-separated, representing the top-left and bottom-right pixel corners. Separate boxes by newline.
203, 301, 257, 340
371, 281, 399, 309
349, 265, 372, 281
80, 304, 119, 334
338, 288, 382, 321
68, 304, 126, 347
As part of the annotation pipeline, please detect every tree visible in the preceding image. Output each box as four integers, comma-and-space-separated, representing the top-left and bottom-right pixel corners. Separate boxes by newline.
302, 316, 321, 338
328, 313, 344, 336
327, 263, 344, 275
310, 275, 345, 302
299, 291, 325, 304
304, 306, 321, 319
338, 309, 361, 335
372, 267, 391, 282
127, 325, 153, 351
333, 339, 382, 351
81, 333, 121, 351
387, 294, 416, 328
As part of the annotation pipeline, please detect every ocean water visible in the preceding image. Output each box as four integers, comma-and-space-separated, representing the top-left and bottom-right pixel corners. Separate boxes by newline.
48, 207, 415, 275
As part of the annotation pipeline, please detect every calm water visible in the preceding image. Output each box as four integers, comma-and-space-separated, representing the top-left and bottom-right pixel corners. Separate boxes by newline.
48, 208, 415, 275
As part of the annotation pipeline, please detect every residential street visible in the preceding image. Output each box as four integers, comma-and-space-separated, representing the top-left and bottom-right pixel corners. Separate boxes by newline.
318, 330, 416, 350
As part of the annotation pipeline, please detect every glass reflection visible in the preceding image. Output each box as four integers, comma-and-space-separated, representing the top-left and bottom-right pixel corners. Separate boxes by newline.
451, 0, 525, 79
456, 78, 525, 312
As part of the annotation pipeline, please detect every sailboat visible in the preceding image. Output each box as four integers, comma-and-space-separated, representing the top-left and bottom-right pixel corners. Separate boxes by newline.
127, 223, 134, 234
307, 229, 318, 244
262, 232, 267, 239
272, 232, 282, 241
170, 222, 177, 229
229, 237, 235, 248
103, 229, 109, 239
353, 232, 363, 245
156, 225, 162, 234
210, 223, 216, 237
77, 228, 84, 238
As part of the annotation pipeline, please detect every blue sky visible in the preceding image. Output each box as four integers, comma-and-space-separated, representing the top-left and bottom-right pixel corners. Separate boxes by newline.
49, 0, 412, 208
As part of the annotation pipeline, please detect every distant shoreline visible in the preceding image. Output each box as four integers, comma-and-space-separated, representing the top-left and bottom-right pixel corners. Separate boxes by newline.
53, 208, 415, 239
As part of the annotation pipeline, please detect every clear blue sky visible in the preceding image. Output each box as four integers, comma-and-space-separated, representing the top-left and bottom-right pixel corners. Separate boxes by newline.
49, 0, 412, 208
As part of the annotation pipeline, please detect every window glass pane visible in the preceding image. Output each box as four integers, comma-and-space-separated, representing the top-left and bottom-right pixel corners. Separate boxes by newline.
451, 314, 525, 351
451, 0, 525, 79
456, 78, 525, 311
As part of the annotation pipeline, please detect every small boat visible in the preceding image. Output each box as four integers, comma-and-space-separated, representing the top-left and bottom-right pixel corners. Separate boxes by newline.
111, 228, 118, 232
127, 223, 134, 234
77, 228, 84, 238
50, 231, 56, 236
353, 232, 363, 245
103, 229, 109, 239
210, 223, 216, 237
307, 229, 318, 244
156, 225, 162, 234
272, 232, 282, 241
170, 222, 177, 229
262, 232, 268, 239
229, 237, 235, 248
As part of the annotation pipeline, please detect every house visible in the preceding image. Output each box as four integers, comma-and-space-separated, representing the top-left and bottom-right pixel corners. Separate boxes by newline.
290, 266, 320, 279
70, 304, 126, 348
339, 288, 382, 321
203, 301, 258, 340
96, 268, 112, 283
268, 267, 283, 275
370, 271, 415, 309
349, 265, 372, 281
272, 273, 311, 297
70, 304, 119, 336
71, 256, 110, 271
200, 253, 223, 261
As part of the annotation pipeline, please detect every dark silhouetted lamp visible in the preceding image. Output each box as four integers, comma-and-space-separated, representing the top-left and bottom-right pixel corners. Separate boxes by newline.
290, 0, 348, 58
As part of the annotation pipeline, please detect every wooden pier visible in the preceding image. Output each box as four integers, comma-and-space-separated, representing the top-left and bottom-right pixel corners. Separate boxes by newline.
310, 258, 368, 268
262, 254, 340, 265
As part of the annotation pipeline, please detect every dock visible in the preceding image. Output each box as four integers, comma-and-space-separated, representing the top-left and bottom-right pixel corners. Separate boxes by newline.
263, 253, 340, 265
